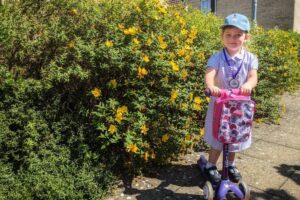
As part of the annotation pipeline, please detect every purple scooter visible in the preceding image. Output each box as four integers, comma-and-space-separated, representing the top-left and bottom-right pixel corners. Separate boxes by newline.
198, 146, 250, 200
197, 89, 251, 200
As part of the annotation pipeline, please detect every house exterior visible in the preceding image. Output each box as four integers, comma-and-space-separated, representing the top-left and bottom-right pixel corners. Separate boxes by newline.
163, 0, 300, 32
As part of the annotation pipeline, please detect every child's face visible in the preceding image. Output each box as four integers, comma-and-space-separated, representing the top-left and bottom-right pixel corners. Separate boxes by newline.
222, 27, 249, 55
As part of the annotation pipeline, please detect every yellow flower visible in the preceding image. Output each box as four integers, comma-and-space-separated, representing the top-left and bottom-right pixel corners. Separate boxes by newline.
146, 38, 153, 46
67, 40, 75, 48
144, 151, 149, 161
193, 103, 202, 111
189, 26, 198, 38
108, 125, 117, 134
127, 143, 138, 153
199, 52, 205, 61
158, 35, 168, 49
135, 6, 142, 13
151, 151, 156, 159
162, 134, 169, 142
185, 133, 191, 141
181, 29, 188, 35
177, 48, 185, 57
158, 6, 167, 14
206, 96, 210, 103
70, 8, 78, 15
115, 106, 128, 123
123, 27, 138, 35
91, 88, 101, 97
194, 96, 202, 104
118, 23, 125, 30
105, 40, 113, 47
178, 17, 186, 27
110, 79, 117, 89
115, 112, 124, 123
170, 60, 180, 72
143, 55, 150, 63
160, 42, 167, 49
255, 118, 263, 124
140, 124, 149, 135
199, 128, 204, 136
118, 106, 128, 113
174, 36, 180, 45
137, 67, 148, 79
189, 93, 194, 101
186, 38, 194, 44
185, 54, 191, 62
133, 38, 140, 45
170, 90, 178, 103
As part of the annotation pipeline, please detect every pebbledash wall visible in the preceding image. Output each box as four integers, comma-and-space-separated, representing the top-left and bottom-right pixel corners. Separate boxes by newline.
167, 0, 300, 33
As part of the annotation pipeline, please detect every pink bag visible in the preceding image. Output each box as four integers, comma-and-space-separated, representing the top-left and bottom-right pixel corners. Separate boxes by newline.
213, 89, 255, 144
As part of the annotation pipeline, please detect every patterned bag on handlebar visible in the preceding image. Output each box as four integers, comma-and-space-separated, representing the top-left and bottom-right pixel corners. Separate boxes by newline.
213, 90, 256, 144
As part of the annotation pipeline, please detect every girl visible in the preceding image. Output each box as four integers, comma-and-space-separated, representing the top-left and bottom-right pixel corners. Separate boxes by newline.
203, 13, 258, 184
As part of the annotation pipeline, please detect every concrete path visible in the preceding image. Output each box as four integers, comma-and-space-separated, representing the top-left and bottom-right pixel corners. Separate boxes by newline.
105, 90, 300, 200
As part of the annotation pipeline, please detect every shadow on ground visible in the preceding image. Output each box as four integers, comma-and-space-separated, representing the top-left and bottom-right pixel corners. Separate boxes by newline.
275, 164, 300, 186
250, 163, 300, 200
119, 162, 300, 200
121, 163, 206, 200
250, 189, 298, 200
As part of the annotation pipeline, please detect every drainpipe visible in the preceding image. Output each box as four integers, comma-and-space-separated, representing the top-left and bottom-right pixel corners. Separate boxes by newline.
212, 0, 217, 14
252, 0, 257, 24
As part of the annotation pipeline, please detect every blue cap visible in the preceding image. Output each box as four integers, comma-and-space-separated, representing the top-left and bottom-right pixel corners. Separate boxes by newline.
222, 13, 250, 32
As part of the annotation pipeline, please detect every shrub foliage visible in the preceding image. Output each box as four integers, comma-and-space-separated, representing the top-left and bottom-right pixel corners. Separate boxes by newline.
0, 0, 299, 199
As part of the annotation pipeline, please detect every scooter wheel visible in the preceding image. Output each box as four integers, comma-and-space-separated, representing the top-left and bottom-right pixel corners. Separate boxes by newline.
203, 181, 214, 200
238, 180, 251, 200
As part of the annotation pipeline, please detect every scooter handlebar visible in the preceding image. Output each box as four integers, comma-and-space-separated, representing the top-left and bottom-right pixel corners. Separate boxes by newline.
204, 89, 250, 97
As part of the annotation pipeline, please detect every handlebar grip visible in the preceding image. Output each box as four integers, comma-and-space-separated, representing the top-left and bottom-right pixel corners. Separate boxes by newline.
204, 89, 211, 97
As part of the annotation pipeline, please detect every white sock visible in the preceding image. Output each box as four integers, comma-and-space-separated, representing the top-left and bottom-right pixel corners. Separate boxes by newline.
228, 161, 235, 167
205, 161, 216, 169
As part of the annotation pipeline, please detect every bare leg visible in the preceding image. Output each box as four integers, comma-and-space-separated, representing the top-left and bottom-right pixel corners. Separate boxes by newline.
229, 152, 235, 162
208, 148, 222, 165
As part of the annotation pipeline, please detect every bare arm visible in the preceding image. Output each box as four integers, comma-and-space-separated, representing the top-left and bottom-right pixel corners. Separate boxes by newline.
240, 69, 258, 95
205, 67, 220, 96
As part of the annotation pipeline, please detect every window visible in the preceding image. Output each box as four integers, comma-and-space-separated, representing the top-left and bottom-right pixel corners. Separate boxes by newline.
201, 0, 216, 14
201, 0, 211, 13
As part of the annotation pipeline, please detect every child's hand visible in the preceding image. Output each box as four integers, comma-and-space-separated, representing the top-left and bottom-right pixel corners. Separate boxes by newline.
240, 83, 252, 95
207, 86, 221, 97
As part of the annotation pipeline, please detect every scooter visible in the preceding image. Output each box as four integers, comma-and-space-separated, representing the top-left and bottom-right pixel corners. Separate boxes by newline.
198, 89, 251, 200
197, 146, 250, 200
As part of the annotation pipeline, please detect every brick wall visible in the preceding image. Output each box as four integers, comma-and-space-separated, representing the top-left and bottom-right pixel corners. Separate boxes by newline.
186, 0, 200, 9
162, 0, 299, 32
215, 0, 295, 30
257, 0, 294, 30
216, 0, 252, 19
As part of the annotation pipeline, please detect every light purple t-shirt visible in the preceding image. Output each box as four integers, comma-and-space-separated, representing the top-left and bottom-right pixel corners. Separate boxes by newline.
204, 48, 258, 152
207, 48, 258, 89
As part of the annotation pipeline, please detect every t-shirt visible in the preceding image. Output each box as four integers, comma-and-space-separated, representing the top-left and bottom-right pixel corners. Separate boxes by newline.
207, 48, 258, 89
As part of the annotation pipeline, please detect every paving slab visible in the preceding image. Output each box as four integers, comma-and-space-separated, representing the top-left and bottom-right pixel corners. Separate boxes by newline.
235, 155, 293, 193
242, 139, 300, 166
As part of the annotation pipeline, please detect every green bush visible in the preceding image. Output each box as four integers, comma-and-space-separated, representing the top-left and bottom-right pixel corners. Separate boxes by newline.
0, 0, 299, 199
250, 27, 300, 122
